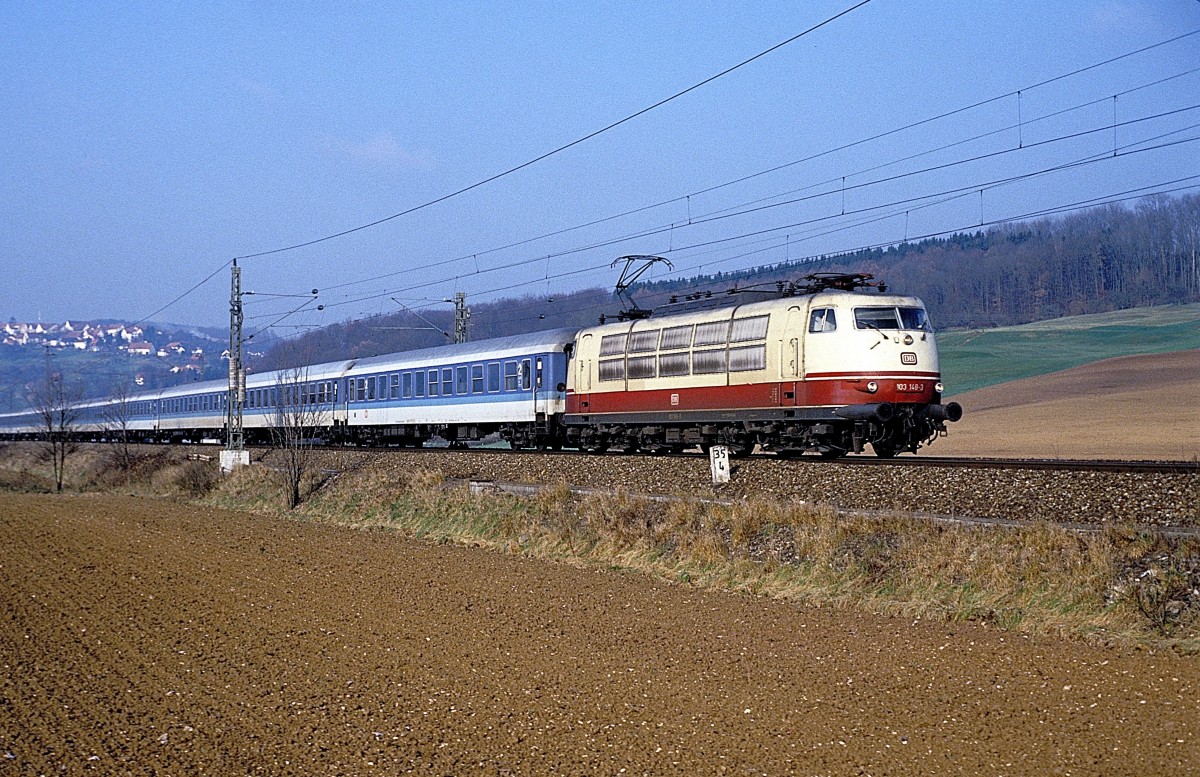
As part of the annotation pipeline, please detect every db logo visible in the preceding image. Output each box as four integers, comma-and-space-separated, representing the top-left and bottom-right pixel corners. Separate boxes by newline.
670, 393, 680, 406
900, 352, 918, 365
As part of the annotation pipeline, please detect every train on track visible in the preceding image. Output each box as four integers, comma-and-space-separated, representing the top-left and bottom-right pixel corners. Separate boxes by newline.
0, 274, 961, 458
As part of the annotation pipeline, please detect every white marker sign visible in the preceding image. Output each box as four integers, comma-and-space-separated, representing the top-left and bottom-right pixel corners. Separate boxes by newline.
709, 445, 730, 484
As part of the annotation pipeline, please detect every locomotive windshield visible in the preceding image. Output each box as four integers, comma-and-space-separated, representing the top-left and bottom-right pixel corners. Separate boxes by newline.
853, 306, 931, 331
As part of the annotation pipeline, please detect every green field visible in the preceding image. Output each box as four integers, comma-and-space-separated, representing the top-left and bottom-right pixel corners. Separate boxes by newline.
937, 304, 1200, 397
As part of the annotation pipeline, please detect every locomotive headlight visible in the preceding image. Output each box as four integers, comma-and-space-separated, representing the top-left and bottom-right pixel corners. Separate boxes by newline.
935, 382, 944, 394
866, 381, 879, 393
903, 334, 914, 345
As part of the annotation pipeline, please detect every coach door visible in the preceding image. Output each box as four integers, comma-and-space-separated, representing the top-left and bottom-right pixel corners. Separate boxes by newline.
574, 333, 592, 410
528, 356, 545, 416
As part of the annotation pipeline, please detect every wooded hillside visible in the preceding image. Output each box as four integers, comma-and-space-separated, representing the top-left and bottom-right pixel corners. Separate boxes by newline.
258, 193, 1199, 370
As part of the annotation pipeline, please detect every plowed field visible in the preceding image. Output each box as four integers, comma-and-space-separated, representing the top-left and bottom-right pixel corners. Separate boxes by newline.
2, 492, 1197, 775
937, 349, 1200, 460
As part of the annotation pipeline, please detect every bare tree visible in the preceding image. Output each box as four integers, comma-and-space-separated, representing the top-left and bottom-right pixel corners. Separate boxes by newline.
269, 365, 329, 509
33, 368, 82, 492
101, 381, 137, 473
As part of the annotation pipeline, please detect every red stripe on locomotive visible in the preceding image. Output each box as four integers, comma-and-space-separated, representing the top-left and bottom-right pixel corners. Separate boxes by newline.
568, 373, 940, 415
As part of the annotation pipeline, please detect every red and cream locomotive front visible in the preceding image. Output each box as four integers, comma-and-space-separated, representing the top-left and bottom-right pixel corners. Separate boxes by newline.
795, 289, 961, 455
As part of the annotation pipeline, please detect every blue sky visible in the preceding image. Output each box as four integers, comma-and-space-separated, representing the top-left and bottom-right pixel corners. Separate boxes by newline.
2, 1, 1198, 331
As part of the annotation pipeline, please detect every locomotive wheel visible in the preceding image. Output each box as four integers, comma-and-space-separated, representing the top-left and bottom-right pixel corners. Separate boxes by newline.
871, 442, 898, 459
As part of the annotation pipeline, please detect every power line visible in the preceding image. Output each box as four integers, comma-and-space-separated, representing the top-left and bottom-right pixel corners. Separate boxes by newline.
313, 42, 1200, 299
232, 0, 875, 261
317, 112, 1200, 311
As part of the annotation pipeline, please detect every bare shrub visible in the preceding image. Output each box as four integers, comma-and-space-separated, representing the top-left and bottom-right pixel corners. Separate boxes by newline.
155, 459, 218, 497
1126, 554, 1199, 636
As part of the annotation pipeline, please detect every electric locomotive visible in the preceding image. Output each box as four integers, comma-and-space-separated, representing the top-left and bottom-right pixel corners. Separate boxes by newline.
564, 274, 961, 457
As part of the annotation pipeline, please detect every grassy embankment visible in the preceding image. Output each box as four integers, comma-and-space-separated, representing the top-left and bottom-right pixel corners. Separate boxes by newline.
2, 442, 1195, 651
938, 303, 1200, 396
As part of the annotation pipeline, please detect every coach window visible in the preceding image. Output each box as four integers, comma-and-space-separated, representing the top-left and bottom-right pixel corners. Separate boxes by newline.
456, 366, 468, 395
729, 345, 767, 372
389, 374, 400, 399
428, 370, 439, 397
471, 364, 484, 393
355, 378, 366, 402
402, 372, 413, 398
659, 352, 690, 377
367, 376, 377, 401
628, 329, 660, 353
809, 308, 837, 333
487, 362, 501, 392
598, 359, 625, 382
730, 315, 769, 342
599, 333, 628, 356
415, 370, 426, 397
521, 359, 532, 391
660, 325, 693, 350
504, 361, 518, 391
693, 349, 727, 374
627, 355, 656, 379
694, 320, 729, 347
442, 368, 454, 395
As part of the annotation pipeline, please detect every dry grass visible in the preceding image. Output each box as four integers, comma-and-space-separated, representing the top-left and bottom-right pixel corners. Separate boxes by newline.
265, 467, 1199, 650
3, 442, 1196, 650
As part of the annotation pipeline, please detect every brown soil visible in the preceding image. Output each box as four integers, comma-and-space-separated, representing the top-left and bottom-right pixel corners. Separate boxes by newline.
937, 349, 1200, 460
2, 492, 1197, 775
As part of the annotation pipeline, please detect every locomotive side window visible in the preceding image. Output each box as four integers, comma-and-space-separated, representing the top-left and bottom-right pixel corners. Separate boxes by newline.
899, 307, 932, 331
600, 333, 628, 356
659, 352, 690, 377
809, 308, 837, 333
729, 345, 766, 372
628, 330, 659, 353
694, 321, 728, 347
598, 359, 625, 382
730, 315, 769, 342
660, 325, 693, 350
693, 349, 727, 374
627, 355, 656, 379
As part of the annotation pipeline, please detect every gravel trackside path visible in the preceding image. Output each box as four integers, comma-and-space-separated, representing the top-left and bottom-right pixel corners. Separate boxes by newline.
2, 492, 1198, 776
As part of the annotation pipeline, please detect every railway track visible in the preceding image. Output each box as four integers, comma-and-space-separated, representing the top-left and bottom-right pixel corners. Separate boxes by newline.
330, 443, 1199, 476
